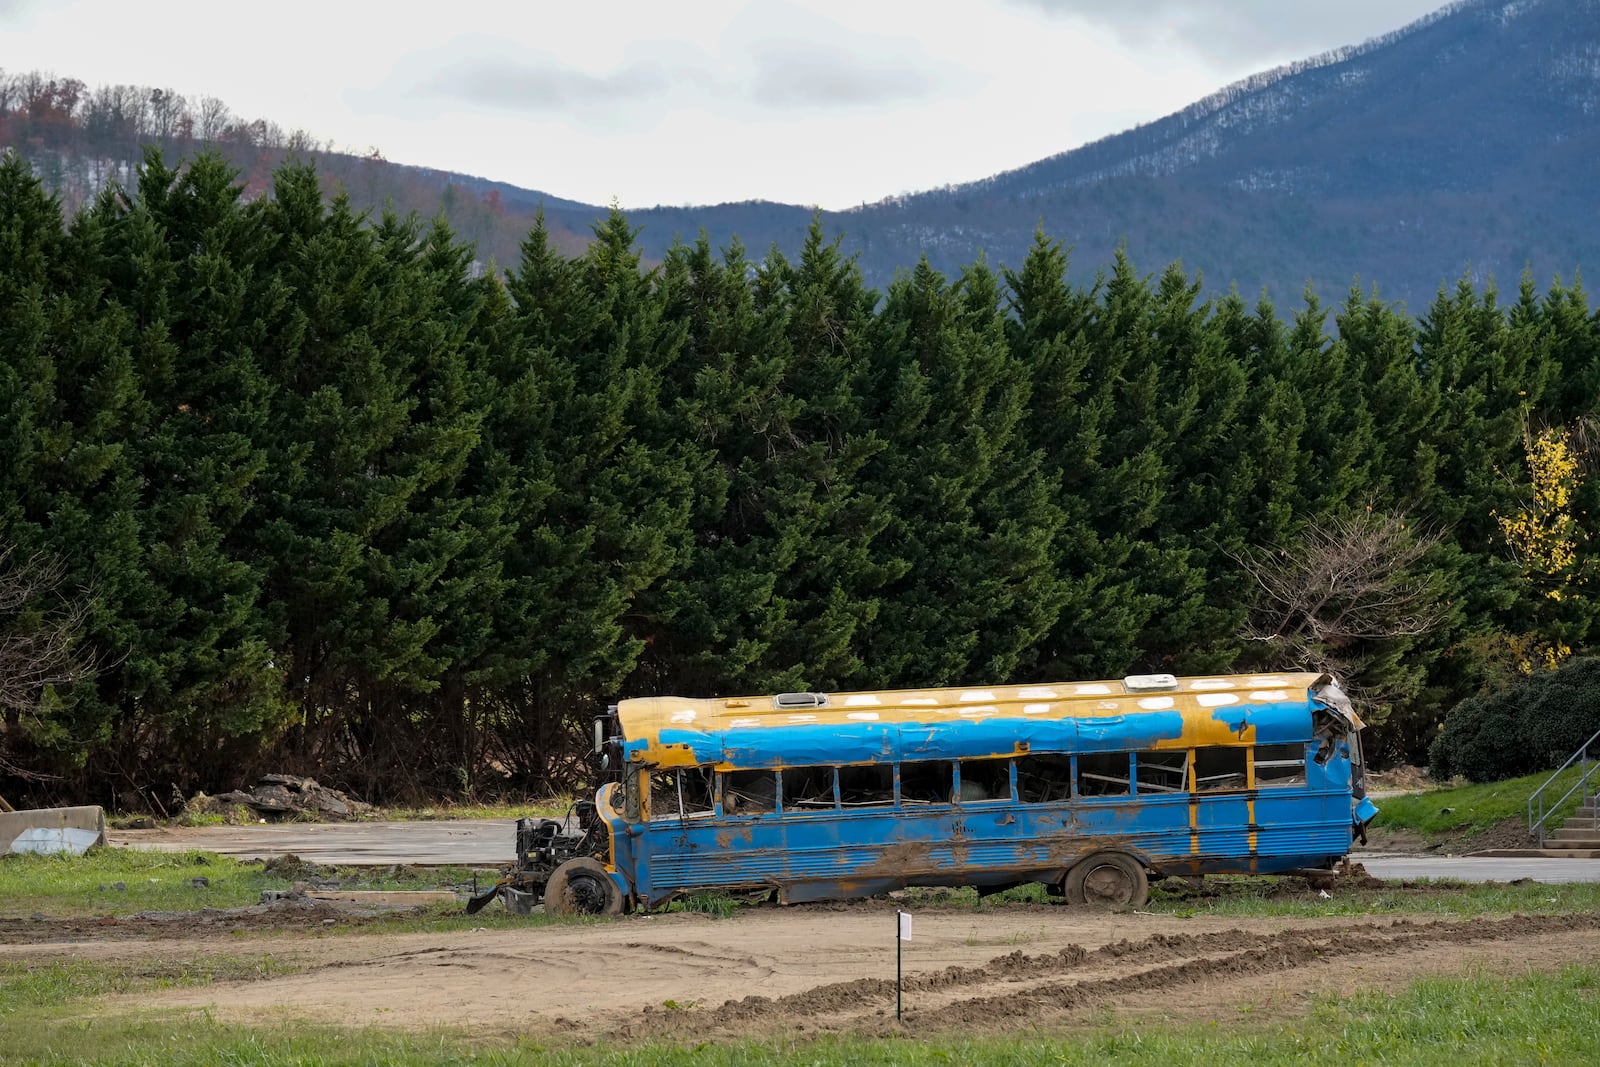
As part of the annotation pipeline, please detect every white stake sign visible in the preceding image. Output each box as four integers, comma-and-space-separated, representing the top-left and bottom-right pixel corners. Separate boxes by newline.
896, 910, 911, 1020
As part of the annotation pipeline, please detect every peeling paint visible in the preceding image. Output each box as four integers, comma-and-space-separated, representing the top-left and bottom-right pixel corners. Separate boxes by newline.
599, 673, 1367, 907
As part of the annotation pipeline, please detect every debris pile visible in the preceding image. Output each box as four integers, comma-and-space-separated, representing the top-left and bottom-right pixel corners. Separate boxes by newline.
211, 774, 373, 820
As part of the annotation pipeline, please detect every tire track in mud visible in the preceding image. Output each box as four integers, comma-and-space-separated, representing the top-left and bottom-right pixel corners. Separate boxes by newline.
616, 913, 1600, 1038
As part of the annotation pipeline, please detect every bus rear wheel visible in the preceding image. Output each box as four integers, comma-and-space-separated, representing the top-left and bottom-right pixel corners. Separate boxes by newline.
543, 857, 623, 917
1065, 852, 1149, 909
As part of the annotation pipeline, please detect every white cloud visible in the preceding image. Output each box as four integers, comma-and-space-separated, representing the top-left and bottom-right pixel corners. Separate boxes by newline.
0, 0, 1454, 208
1005, 0, 1448, 66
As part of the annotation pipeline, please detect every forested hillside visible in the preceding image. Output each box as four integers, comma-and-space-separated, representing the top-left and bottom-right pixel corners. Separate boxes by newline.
600, 0, 1600, 311
0, 66, 593, 268
6, 0, 1600, 313
2, 151, 1596, 808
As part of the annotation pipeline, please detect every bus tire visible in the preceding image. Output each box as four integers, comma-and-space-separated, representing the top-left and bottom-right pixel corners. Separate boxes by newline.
1065, 852, 1149, 909
544, 857, 624, 917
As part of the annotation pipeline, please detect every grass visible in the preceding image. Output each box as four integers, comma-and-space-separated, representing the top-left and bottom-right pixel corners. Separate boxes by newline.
0, 847, 487, 920
581, 872, 1600, 924
374, 797, 576, 821
0, 965, 1596, 1065
0, 955, 301, 1011
1144, 876, 1600, 918
662, 891, 741, 918
1374, 765, 1592, 840
0, 848, 282, 917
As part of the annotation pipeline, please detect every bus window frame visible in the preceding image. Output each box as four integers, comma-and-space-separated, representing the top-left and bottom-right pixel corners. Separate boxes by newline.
837, 763, 897, 810
1193, 745, 1249, 793
722, 768, 779, 817
1131, 750, 1188, 796
1074, 751, 1134, 799
1252, 742, 1309, 789
956, 756, 1015, 805
1016, 752, 1074, 804
899, 759, 957, 806
779, 766, 840, 815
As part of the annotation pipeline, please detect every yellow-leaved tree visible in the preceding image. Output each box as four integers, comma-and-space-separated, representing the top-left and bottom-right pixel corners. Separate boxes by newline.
1493, 425, 1590, 673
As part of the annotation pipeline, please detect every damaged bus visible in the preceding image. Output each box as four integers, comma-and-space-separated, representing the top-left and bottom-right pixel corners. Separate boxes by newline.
472, 672, 1378, 915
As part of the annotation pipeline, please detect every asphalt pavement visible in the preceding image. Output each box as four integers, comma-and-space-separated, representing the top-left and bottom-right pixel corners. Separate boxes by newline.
105, 821, 1600, 883
108, 819, 518, 867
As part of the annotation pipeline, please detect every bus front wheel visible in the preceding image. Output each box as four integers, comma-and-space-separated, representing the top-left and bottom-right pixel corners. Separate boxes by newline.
543, 857, 624, 917
1065, 852, 1149, 909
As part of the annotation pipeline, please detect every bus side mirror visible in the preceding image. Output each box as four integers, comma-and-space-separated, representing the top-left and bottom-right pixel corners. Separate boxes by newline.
594, 719, 606, 755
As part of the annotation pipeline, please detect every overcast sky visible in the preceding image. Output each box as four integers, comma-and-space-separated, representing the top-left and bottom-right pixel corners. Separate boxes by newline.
0, 0, 1447, 209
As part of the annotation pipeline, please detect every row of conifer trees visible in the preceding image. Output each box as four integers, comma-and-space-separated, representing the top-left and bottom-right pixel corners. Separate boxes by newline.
1, 150, 1595, 807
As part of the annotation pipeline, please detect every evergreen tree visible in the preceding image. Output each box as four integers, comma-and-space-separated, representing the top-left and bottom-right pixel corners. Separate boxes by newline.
857, 256, 1065, 686
77, 150, 290, 790
250, 167, 480, 792
0, 151, 145, 795
760, 220, 895, 690
1005, 231, 1150, 679
492, 211, 695, 787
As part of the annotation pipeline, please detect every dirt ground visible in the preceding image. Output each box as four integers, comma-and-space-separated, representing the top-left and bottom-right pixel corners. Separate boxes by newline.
5, 889, 1599, 1044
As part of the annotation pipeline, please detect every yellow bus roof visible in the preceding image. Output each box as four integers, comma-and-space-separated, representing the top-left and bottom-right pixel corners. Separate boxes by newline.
617, 672, 1338, 768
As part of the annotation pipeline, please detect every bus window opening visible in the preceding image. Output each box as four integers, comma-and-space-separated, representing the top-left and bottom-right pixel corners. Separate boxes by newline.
781, 767, 838, 813
1195, 747, 1248, 791
959, 757, 1012, 802
839, 764, 895, 807
901, 760, 955, 804
1254, 743, 1308, 787
724, 770, 776, 814
1134, 751, 1187, 794
1017, 753, 1073, 803
1077, 752, 1132, 797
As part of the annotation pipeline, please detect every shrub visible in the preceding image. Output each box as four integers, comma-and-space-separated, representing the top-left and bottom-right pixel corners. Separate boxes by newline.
1430, 658, 1600, 782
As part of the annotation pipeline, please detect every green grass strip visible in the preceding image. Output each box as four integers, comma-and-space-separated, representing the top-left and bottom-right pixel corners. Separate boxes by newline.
1, 964, 1596, 1065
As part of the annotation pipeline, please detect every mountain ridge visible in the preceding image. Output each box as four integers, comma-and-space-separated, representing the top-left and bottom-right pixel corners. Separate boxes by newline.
4, 0, 1597, 308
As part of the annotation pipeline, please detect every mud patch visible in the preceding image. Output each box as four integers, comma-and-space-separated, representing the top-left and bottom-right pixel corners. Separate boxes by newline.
19, 884, 1600, 1045
0, 896, 390, 943
618, 912, 1600, 1041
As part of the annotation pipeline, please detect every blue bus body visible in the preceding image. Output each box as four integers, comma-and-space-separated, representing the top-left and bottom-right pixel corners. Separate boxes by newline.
518, 672, 1375, 912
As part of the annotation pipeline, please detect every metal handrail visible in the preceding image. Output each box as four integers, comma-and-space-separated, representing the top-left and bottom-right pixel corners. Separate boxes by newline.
1527, 726, 1600, 847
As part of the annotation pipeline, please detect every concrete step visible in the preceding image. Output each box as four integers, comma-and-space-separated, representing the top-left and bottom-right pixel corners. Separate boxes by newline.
1543, 833, 1600, 848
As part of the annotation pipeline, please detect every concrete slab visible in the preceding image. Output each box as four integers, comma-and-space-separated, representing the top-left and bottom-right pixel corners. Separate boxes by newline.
0, 806, 105, 856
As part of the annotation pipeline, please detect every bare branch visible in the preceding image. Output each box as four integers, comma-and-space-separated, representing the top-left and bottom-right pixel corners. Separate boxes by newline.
1229, 510, 1447, 714
0, 544, 99, 779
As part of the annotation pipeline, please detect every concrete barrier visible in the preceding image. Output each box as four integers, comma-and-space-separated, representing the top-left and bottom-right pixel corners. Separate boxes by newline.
0, 805, 106, 856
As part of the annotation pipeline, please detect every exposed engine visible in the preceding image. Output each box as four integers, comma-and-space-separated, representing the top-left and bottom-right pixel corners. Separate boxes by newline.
466, 799, 607, 914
